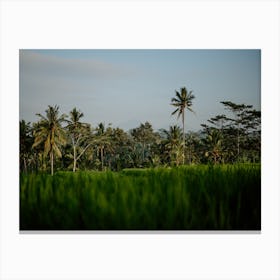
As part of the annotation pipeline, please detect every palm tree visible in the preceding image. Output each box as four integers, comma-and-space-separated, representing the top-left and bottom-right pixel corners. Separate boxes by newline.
171, 87, 195, 164
32, 105, 67, 175
20, 120, 33, 172
162, 125, 184, 166
131, 122, 157, 164
67, 107, 85, 131
94, 123, 112, 171
66, 108, 91, 172
203, 129, 223, 164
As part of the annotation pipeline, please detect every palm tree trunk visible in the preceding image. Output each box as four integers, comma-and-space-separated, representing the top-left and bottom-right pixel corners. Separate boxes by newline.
101, 146, 104, 171
182, 109, 185, 165
50, 150, 54, 176
237, 124, 240, 160
142, 142, 145, 163
23, 156, 27, 173
73, 145, 77, 172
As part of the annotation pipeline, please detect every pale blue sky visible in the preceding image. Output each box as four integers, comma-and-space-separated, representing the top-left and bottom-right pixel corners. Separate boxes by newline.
19, 49, 261, 132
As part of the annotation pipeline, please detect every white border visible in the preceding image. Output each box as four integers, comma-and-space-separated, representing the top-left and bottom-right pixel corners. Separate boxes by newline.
1, 1, 280, 279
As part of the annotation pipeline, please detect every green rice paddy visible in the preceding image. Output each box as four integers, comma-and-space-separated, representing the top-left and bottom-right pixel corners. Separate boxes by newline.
20, 164, 261, 230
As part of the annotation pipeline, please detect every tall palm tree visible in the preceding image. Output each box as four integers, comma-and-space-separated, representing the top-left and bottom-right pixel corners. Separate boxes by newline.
66, 108, 91, 172
32, 105, 67, 175
94, 123, 112, 171
171, 87, 195, 164
67, 107, 85, 132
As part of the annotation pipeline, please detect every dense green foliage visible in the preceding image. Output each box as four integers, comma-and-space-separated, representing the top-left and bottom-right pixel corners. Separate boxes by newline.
20, 100, 261, 173
20, 164, 261, 230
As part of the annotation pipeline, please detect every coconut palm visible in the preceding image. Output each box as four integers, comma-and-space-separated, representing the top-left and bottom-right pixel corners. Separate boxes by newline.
171, 87, 195, 164
66, 108, 91, 172
20, 120, 33, 172
93, 123, 112, 171
32, 105, 67, 175
203, 129, 223, 164
67, 107, 85, 131
162, 125, 184, 166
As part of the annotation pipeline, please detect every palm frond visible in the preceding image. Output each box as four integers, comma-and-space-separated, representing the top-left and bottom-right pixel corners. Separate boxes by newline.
35, 114, 48, 123
58, 113, 68, 122
175, 90, 183, 101
171, 96, 181, 103
53, 143, 62, 158
170, 102, 181, 107
171, 108, 180, 116
187, 107, 196, 115
171, 87, 195, 122
32, 136, 44, 148
44, 135, 51, 156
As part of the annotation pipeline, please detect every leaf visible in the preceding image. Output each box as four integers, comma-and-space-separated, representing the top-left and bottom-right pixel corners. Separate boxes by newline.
53, 143, 62, 158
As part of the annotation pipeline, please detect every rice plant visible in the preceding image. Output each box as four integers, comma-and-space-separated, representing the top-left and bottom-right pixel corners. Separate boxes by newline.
20, 164, 261, 230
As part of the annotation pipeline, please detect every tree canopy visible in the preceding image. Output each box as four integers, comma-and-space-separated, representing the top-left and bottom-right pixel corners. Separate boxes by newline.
20, 98, 260, 174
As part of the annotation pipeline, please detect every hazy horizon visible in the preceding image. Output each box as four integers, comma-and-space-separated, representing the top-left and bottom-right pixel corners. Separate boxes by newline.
19, 49, 261, 132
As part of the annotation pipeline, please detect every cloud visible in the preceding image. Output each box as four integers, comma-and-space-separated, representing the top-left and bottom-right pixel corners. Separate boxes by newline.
19, 50, 130, 80
19, 50, 133, 113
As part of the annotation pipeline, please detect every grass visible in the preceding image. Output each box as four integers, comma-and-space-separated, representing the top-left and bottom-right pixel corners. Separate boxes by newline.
20, 164, 261, 230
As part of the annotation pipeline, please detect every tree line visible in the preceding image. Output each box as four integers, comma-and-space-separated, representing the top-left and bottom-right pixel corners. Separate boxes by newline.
20, 87, 261, 174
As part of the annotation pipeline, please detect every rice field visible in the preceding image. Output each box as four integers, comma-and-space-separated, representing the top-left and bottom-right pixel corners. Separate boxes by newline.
20, 164, 261, 230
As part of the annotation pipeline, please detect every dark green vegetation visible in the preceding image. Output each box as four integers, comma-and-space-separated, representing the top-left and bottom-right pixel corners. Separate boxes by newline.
20, 98, 260, 174
20, 164, 261, 230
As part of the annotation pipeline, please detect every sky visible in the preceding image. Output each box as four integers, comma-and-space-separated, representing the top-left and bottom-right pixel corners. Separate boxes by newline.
19, 49, 261, 132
